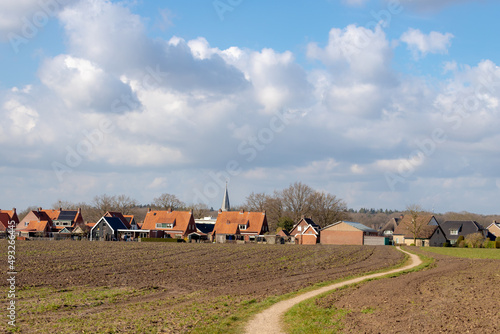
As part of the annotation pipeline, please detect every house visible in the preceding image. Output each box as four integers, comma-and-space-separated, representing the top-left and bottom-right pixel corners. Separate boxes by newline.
90, 216, 129, 241
392, 215, 446, 247
487, 221, 500, 240
48, 208, 84, 231
17, 207, 85, 236
16, 208, 56, 237
212, 209, 269, 243
441, 220, 487, 245
141, 208, 197, 239
190, 217, 217, 242
0, 208, 19, 236
320, 221, 381, 245
289, 217, 321, 245
379, 215, 403, 239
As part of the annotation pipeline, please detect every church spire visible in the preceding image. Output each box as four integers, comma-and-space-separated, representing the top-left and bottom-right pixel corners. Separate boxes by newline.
221, 182, 230, 212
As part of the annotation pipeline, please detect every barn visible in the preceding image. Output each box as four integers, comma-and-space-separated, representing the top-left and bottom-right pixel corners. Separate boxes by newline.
320, 221, 383, 245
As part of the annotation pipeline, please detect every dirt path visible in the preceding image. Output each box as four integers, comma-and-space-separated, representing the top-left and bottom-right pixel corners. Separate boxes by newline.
244, 247, 422, 334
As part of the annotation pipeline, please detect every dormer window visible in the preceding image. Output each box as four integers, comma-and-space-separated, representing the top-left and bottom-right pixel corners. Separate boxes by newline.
156, 223, 174, 229
239, 224, 247, 230
450, 229, 458, 235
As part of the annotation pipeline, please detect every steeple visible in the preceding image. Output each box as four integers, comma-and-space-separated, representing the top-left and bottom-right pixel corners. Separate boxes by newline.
221, 182, 230, 212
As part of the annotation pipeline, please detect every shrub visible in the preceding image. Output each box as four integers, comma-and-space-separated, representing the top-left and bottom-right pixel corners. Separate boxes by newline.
465, 232, 485, 248
496, 238, 500, 249
442, 241, 451, 247
456, 235, 465, 246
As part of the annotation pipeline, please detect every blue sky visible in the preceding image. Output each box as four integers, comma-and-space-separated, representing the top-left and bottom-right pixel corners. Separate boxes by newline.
1, 0, 500, 215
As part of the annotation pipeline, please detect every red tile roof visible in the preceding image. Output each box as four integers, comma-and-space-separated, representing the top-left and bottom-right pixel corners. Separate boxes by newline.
213, 211, 268, 235
141, 210, 195, 236
17, 220, 50, 233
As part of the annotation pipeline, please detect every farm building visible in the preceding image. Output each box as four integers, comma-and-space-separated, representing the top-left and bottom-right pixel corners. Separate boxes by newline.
289, 217, 321, 244
392, 215, 446, 247
320, 221, 383, 245
212, 209, 268, 243
141, 208, 197, 239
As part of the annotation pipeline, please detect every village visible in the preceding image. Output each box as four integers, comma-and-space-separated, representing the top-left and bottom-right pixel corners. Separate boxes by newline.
2, 185, 499, 248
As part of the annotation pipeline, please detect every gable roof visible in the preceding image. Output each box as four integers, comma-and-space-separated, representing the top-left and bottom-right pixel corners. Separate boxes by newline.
393, 215, 440, 239
290, 217, 321, 235
0, 212, 12, 231
96, 217, 128, 231
322, 221, 377, 233
104, 212, 131, 229
213, 211, 267, 235
441, 220, 483, 240
0, 209, 19, 226
196, 223, 215, 234
17, 220, 50, 233
380, 217, 401, 233
141, 210, 193, 232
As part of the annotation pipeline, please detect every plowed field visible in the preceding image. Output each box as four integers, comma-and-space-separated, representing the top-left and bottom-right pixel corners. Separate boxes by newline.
1, 240, 403, 333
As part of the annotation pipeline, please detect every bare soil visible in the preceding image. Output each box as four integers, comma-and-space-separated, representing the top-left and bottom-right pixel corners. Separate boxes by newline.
316, 247, 500, 333
0, 240, 403, 333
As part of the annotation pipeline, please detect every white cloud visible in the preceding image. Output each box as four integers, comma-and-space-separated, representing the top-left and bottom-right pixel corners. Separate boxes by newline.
39, 55, 139, 113
400, 28, 454, 59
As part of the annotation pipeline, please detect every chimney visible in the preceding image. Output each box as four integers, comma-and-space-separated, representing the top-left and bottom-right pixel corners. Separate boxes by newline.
218, 209, 222, 213
38, 207, 42, 212
399, 214, 404, 220
12, 208, 16, 213
168, 208, 172, 213
78, 208, 81, 213
240, 209, 244, 213
190, 208, 193, 214
148, 207, 151, 212
59, 207, 62, 211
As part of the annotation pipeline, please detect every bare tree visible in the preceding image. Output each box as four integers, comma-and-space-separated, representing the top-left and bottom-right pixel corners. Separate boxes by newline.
244, 192, 270, 212
280, 182, 314, 222
406, 204, 424, 245
309, 192, 349, 228
187, 203, 211, 218
152, 193, 185, 211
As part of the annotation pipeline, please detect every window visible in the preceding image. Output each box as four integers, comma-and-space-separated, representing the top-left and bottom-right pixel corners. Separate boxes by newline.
298, 226, 302, 232
383, 230, 393, 235
239, 224, 247, 230
156, 223, 174, 229
450, 229, 458, 236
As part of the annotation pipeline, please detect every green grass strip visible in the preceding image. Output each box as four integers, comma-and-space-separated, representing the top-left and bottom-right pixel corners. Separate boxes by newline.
423, 247, 500, 259
282, 247, 434, 334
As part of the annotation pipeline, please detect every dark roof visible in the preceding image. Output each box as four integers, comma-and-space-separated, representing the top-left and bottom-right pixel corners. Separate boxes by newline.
57, 210, 78, 221
441, 221, 483, 240
196, 223, 215, 234
302, 218, 321, 231
103, 217, 128, 231
380, 217, 400, 233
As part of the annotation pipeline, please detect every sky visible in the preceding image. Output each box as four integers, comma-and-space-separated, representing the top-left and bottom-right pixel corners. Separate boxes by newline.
1, 0, 500, 214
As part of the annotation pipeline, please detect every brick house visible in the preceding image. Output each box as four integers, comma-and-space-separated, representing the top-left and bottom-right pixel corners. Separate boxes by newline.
212, 209, 269, 243
289, 217, 321, 245
141, 208, 197, 239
